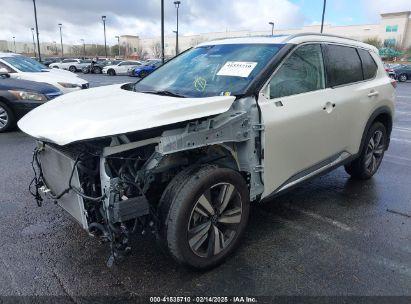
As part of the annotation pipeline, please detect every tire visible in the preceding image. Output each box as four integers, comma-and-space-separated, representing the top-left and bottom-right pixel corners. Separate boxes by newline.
158, 165, 250, 269
0, 101, 14, 133
82, 67, 90, 74
69, 66, 77, 73
398, 74, 408, 82
345, 122, 387, 180
108, 69, 116, 76
93, 67, 102, 74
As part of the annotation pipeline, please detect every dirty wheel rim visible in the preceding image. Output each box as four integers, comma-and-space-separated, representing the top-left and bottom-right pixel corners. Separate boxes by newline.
0, 105, 9, 129
187, 183, 242, 258
69, 66, 76, 72
400, 75, 407, 82
365, 130, 385, 174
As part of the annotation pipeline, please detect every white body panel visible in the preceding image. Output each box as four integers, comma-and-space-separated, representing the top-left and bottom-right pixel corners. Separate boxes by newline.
50, 59, 89, 71
102, 61, 141, 75
17, 84, 236, 145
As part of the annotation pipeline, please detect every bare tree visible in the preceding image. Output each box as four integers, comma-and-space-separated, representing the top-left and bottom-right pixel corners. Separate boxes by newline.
363, 37, 382, 49
151, 41, 161, 58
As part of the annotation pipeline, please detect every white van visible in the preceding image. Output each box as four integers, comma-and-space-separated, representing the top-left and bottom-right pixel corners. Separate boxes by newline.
0, 53, 89, 93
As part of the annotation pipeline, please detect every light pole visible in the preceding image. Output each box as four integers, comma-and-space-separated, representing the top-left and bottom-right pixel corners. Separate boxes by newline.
115, 36, 120, 57
30, 28, 36, 58
12, 36, 16, 53
80, 39, 86, 57
161, 0, 165, 63
58, 23, 64, 58
269, 22, 274, 36
320, 0, 327, 33
174, 1, 181, 55
53, 41, 57, 55
101, 16, 107, 58
172, 31, 178, 56
32, 0, 41, 62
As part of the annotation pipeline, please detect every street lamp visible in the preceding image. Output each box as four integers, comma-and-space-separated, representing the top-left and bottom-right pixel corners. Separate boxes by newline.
12, 36, 16, 53
58, 23, 63, 58
268, 22, 274, 36
173, 1, 181, 55
115, 35, 120, 57
161, 0, 164, 63
321, 0, 327, 33
32, 0, 41, 61
80, 39, 86, 57
101, 15, 107, 58
30, 28, 36, 58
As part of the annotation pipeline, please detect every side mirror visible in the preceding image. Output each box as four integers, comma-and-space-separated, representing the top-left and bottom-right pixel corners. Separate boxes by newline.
0, 68, 10, 78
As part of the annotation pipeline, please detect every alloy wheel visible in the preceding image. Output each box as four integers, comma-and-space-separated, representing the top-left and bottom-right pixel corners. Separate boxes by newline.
187, 183, 242, 258
0, 105, 9, 130
399, 74, 407, 82
365, 130, 385, 174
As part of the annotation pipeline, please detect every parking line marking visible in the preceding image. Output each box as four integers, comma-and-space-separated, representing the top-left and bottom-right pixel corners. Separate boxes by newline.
391, 137, 411, 144
283, 203, 352, 232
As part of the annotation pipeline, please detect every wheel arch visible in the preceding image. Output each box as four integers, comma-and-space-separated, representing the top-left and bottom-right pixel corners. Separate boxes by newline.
360, 106, 393, 153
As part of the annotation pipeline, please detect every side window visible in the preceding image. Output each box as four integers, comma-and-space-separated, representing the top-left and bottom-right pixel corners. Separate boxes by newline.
0, 62, 15, 73
324, 45, 363, 87
270, 44, 325, 99
358, 49, 378, 80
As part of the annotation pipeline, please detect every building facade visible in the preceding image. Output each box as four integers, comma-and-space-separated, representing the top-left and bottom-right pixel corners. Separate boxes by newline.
1, 11, 410, 58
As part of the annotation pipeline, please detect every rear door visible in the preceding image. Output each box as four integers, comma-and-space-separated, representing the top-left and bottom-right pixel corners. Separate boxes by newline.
322, 44, 378, 155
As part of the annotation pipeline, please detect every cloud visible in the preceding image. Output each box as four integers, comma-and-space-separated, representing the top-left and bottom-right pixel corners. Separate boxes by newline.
361, 0, 411, 22
0, 0, 305, 45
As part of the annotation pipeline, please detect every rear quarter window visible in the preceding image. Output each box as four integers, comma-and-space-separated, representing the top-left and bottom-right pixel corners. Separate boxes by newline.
324, 44, 363, 87
358, 49, 378, 80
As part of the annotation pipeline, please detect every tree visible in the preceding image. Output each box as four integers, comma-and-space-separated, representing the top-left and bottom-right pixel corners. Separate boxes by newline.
363, 37, 382, 49
110, 44, 126, 58
151, 41, 161, 58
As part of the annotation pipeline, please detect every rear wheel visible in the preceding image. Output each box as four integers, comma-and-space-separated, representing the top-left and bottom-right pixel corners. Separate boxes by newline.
158, 166, 250, 269
93, 67, 102, 74
140, 71, 148, 78
0, 102, 14, 133
398, 74, 408, 82
345, 122, 387, 179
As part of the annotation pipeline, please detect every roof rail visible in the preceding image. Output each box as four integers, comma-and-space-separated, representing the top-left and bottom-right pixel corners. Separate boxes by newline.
284, 32, 360, 43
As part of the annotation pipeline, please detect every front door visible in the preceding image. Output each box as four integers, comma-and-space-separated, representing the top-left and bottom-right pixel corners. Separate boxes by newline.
258, 43, 342, 197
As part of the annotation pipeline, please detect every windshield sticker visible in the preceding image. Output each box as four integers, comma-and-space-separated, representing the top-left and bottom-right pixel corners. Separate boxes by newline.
217, 61, 258, 78
219, 91, 232, 96
194, 76, 207, 92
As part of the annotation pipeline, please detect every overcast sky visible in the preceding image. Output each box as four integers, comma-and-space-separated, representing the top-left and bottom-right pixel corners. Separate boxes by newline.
0, 0, 410, 45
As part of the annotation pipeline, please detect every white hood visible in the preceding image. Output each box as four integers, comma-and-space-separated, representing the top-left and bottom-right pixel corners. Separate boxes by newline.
18, 84, 236, 145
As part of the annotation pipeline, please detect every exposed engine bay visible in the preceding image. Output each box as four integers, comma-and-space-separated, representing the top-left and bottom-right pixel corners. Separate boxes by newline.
29, 97, 264, 266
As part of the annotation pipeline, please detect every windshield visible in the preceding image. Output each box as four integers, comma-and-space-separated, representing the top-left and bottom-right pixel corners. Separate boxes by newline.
2, 56, 48, 72
134, 44, 283, 97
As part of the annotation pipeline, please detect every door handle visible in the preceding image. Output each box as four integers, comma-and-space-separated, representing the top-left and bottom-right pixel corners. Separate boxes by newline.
368, 90, 379, 97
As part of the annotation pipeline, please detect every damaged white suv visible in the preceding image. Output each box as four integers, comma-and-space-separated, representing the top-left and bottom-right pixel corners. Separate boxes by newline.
18, 34, 395, 269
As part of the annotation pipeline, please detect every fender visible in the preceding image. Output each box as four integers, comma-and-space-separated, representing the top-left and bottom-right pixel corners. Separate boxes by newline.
359, 106, 393, 154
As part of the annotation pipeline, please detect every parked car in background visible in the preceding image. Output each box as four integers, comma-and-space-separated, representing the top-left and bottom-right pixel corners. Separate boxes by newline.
82, 60, 122, 74
128, 60, 162, 77
0, 71, 62, 132
394, 64, 411, 82
0, 53, 89, 93
50, 59, 92, 72
383, 64, 396, 79
19, 34, 395, 269
41, 57, 61, 67
102, 60, 142, 76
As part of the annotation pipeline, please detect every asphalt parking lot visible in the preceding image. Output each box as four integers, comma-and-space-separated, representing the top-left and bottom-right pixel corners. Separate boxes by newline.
0, 74, 410, 298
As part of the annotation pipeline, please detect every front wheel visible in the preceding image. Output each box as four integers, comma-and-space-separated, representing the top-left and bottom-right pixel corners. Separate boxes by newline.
158, 166, 250, 269
107, 69, 116, 76
0, 102, 14, 132
345, 122, 387, 180
93, 67, 102, 74
69, 66, 77, 73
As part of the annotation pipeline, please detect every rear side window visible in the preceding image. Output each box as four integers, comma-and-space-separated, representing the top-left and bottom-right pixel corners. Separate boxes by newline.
358, 49, 378, 80
324, 44, 363, 87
